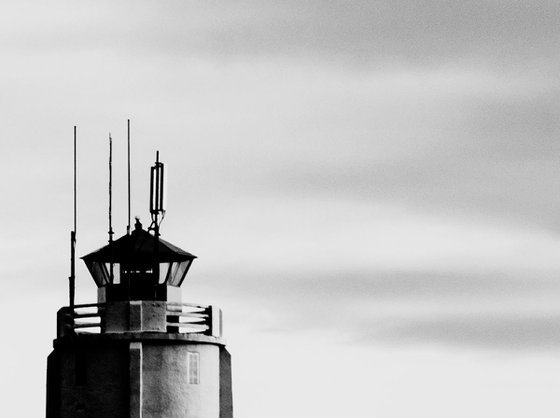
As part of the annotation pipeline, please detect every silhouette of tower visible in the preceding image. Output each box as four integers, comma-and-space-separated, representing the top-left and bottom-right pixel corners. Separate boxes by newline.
46, 152, 233, 418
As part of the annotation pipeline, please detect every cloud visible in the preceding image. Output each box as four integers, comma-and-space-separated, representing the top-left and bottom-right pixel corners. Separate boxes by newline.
242, 66, 560, 229
192, 262, 560, 350
365, 313, 560, 351
207, 268, 560, 304
139, 0, 560, 68
218, 267, 560, 352
3, 0, 559, 70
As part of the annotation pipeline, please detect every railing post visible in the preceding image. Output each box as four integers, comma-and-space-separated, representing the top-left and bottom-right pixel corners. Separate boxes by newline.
99, 305, 106, 333
57, 307, 75, 338
166, 302, 180, 334
204, 305, 222, 337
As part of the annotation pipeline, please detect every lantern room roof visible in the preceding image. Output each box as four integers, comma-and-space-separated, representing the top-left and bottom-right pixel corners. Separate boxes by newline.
81, 220, 196, 263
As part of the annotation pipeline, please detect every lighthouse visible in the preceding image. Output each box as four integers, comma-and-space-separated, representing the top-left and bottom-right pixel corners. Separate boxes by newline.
46, 150, 233, 417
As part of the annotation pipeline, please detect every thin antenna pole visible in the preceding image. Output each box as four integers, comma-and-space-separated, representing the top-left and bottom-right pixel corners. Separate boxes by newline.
127, 119, 131, 235
74, 126, 77, 234
108, 134, 114, 243
69, 126, 77, 308
108, 134, 114, 283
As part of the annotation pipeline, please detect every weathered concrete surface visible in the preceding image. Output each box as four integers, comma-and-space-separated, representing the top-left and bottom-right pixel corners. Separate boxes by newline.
129, 342, 143, 418
219, 347, 233, 418
143, 343, 220, 417
47, 333, 231, 418
45, 352, 59, 417
47, 340, 129, 418
104, 301, 169, 333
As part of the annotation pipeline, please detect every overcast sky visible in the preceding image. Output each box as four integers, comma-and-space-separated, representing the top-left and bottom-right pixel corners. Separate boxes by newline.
2, 1, 560, 417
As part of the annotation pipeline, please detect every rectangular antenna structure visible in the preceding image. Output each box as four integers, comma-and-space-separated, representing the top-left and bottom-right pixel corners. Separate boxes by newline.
150, 151, 165, 216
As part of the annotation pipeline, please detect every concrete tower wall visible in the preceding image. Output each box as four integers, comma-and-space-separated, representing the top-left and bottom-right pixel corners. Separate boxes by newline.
219, 347, 233, 418
47, 335, 232, 418
47, 340, 130, 418
142, 343, 219, 417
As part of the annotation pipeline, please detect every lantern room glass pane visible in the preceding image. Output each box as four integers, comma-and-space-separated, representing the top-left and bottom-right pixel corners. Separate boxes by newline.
159, 262, 171, 284
168, 260, 192, 286
105, 263, 120, 284
86, 261, 111, 287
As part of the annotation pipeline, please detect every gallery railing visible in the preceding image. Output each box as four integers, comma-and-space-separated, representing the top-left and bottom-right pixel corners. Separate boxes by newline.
57, 302, 222, 338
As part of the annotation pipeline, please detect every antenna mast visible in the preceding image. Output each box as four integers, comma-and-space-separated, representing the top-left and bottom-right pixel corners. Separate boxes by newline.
108, 134, 114, 243
127, 119, 131, 235
150, 150, 165, 236
150, 151, 165, 294
69, 126, 77, 308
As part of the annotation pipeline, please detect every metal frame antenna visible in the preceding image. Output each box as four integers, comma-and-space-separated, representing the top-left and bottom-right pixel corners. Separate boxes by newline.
69, 126, 77, 308
149, 150, 165, 297
108, 133, 114, 243
127, 119, 131, 235
149, 150, 165, 236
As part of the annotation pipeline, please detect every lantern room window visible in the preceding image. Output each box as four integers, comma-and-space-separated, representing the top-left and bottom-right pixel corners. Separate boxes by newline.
86, 260, 193, 287
160, 260, 193, 286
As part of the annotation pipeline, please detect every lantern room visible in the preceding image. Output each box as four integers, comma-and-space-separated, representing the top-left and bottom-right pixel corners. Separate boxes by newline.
82, 218, 196, 303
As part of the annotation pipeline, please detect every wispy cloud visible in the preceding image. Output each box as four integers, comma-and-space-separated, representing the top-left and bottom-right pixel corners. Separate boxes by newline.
364, 313, 560, 351
3, 0, 559, 70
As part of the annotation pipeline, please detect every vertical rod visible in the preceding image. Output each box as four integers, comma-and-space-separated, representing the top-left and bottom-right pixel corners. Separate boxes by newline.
74, 126, 77, 234
127, 119, 131, 235
150, 167, 155, 217
155, 152, 160, 218
109, 134, 114, 243
69, 126, 77, 308
70, 231, 75, 308
109, 134, 114, 282
159, 152, 164, 226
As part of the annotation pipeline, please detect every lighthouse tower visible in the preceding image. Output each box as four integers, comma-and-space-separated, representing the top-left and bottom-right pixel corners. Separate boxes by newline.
46, 153, 233, 418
